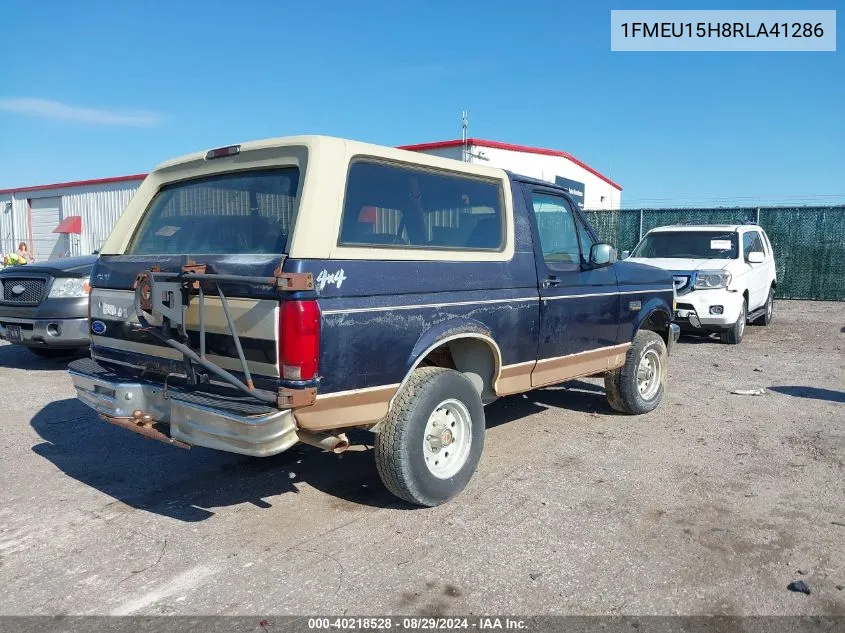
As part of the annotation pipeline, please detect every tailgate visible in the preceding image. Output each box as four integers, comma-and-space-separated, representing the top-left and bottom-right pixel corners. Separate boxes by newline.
89, 285, 281, 380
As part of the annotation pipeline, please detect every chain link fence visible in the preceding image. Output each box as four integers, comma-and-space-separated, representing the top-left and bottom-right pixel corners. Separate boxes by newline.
584, 206, 845, 301
2, 206, 842, 300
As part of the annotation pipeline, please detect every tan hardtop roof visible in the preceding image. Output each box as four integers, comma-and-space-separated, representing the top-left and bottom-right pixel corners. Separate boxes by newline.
151, 134, 510, 180
103, 134, 518, 259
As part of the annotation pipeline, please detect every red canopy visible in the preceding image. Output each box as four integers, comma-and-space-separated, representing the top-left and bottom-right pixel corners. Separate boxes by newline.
53, 216, 82, 234
358, 206, 378, 223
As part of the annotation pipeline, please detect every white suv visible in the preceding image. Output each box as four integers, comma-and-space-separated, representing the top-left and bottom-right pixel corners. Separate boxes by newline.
624, 224, 777, 344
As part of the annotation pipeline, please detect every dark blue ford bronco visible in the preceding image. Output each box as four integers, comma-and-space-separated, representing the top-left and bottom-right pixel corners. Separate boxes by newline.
69, 136, 679, 506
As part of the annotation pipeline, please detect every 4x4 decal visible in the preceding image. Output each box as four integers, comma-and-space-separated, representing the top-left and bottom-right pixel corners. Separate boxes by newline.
316, 268, 347, 291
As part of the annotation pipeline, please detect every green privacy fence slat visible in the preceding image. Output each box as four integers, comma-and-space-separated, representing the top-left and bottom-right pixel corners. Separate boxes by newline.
583, 206, 845, 301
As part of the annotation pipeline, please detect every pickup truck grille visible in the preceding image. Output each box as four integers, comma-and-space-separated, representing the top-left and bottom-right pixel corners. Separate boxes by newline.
0, 277, 47, 305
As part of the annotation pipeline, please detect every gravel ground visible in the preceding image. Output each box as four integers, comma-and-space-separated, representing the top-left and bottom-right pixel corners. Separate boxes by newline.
0, 300, 842, 616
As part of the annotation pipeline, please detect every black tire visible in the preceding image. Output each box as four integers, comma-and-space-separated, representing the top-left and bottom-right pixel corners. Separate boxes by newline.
28, 348, 79, 359
720, 298, 747, 344
375, 366, 485, 507
754, 287, 774, 326
604, 330, 668, 415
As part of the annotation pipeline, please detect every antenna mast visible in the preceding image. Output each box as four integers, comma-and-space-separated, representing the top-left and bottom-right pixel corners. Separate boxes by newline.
461, 110, 468, 162
460, 110, 488, 163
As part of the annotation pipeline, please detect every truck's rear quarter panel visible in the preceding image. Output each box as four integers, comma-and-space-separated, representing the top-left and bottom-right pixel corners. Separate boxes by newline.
289, 256, 540, 392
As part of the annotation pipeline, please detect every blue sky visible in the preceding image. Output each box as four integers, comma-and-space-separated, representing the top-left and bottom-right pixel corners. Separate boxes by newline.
1, 0, 842, 207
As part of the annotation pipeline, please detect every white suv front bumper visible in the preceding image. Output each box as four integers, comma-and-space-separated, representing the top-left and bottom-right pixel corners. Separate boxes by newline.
675, 289, 744, 329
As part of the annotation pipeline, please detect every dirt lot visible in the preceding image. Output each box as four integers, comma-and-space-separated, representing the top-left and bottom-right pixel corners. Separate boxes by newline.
0, 300, 842, 616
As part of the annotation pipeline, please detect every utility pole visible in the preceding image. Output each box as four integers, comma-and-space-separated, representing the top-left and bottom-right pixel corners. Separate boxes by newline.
460, 110, 489, 163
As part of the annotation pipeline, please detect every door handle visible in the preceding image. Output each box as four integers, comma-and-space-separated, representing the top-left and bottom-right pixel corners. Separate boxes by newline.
542, 277, 561, 288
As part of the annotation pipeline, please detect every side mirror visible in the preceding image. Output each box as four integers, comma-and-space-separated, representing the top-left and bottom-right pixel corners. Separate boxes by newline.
747, 251, 764, 264
590, 243, 617, 266
620, 250, 630, 260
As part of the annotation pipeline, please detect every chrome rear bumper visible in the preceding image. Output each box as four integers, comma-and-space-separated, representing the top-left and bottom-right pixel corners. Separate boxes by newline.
69, 361, 299, 457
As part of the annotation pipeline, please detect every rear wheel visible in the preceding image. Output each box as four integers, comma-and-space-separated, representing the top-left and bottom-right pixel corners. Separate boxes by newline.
605, 330, 668, 415
720, 298, 747, 344
28, 348, 79, 359
754, 287, 774, 326
375, 367, 485, 507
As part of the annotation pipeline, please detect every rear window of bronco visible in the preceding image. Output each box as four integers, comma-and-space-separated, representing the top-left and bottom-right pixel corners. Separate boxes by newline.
339, 160, 504, 250
127, 168, 300, 255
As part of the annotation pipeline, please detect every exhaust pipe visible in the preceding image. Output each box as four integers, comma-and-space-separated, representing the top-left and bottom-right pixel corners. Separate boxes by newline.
297, 430, 350, 454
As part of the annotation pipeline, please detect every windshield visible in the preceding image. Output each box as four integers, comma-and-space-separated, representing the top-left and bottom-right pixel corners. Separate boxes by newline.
631, 231, 739, 260
127, 168, 300, 255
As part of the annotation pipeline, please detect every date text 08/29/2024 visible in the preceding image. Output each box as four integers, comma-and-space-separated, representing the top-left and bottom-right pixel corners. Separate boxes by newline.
306, 617, 527, 630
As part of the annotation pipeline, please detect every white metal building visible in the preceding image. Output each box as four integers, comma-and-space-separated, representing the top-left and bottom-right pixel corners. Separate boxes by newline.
401, 138, 622, 210
0, 174, 145, 261
0, 137, 620, 261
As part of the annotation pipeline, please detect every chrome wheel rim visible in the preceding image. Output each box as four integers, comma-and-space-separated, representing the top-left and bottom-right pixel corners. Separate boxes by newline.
423, 399, 472, 479
738, 305, 746, 337
766, 294, 773, 320
637, 349, 662, 401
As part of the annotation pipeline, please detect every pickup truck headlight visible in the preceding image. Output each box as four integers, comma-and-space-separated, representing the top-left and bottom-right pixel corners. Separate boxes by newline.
48, 278, 91, 298
694, 270, 732, 290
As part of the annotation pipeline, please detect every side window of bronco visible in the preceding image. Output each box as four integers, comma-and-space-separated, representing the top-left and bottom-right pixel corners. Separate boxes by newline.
575, 216, 596, 264
339, 160, 504, 250
530, 192, 582, 269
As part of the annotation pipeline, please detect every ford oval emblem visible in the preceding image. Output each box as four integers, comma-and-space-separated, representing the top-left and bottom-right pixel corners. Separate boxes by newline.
91, 320, 107, 335
11, 284, 26, 296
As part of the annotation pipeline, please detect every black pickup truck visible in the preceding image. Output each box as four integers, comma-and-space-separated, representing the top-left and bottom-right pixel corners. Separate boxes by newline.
0, 255, 94, 358
69, 135, 679, 506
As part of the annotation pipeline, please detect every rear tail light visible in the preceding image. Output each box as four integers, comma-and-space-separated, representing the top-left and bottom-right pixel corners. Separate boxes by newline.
279, 300, 320, 380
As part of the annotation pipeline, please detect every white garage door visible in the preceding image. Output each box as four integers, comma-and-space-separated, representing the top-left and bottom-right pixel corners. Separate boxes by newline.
29, 197, 62, 261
